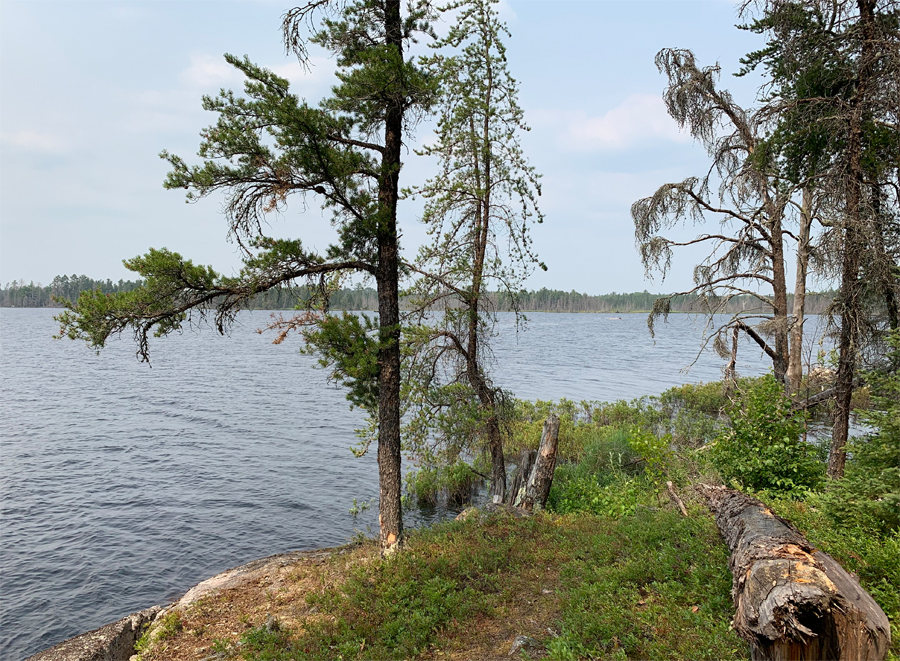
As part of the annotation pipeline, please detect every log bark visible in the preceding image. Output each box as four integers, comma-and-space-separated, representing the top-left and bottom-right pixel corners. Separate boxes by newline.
506, 449, 536, 507
520, 415, 561, 512
701, 485, 890, 661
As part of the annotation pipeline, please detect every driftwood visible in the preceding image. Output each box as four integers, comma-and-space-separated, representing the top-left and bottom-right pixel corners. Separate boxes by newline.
665, 481, 688, 517
519, 415, 561, 512
701, 485, 890, 661
505, 449, 537, 507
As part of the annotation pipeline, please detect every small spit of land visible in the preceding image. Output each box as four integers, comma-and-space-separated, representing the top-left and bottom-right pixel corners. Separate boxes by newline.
129, 379, 898, 661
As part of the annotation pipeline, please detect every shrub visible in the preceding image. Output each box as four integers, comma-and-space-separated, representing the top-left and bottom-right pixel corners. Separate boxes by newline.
712, 375, 823, 494
821, 332, 900, 534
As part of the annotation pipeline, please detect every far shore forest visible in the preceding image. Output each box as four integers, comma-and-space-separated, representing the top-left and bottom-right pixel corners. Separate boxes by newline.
0, 277, 837, 314
33, 0, 900, 659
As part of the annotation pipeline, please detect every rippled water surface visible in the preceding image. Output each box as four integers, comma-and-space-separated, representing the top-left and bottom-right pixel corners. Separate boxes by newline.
1, 308, 772, 659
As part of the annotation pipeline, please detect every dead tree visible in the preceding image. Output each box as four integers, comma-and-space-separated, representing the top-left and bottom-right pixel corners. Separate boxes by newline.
505, 448, 536, 507
633, 49, 804, 385
518, 415, 560, 512
702, 485, 890, 661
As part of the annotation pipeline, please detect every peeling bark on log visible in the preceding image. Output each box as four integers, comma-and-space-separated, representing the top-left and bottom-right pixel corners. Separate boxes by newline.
506, 449, 536, 508
701, 485, 891, 661
520, 415, 561, 512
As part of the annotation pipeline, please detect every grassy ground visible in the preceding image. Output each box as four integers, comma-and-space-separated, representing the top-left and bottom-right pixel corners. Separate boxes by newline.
137, 502, 747, 661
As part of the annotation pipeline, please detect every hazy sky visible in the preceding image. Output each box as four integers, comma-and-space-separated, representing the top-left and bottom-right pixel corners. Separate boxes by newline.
1, 0, 772, 294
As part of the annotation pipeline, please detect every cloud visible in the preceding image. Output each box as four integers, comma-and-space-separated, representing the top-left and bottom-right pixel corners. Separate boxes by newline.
533, 94, 690, 152
3, 130, 69, 153
270, 56, 338, 91
179, 52, 244, 89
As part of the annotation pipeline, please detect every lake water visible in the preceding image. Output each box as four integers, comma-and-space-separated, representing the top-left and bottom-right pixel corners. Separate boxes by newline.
0, 308, 773, 659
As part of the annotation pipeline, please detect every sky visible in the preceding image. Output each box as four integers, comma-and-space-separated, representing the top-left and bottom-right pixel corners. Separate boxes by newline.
0, 0, 775, 295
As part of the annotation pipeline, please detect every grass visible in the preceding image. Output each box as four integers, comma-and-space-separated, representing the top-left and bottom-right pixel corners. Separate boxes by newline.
191, 505, 745, 661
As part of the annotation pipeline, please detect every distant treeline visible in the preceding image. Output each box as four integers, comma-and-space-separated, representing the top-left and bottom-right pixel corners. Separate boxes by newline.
1, 276, 835, 315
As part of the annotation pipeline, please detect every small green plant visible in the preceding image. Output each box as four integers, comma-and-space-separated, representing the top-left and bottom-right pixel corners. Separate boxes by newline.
712, 375, 822, 494
628, 427, 673, 486
348, 498, 371, 517
133, 610, 183, 659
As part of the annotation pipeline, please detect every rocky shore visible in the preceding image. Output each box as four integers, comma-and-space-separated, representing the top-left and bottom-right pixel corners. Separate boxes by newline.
25, 549, 343, 661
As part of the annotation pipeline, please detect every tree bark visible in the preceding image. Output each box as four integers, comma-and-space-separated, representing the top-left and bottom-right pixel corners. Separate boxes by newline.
787, 186, 813, 392
520, 415, 561, 512
375, 0, 404, 555
829, 0, 876, 479
701, 485, 890, 661
506, 449, 536, 508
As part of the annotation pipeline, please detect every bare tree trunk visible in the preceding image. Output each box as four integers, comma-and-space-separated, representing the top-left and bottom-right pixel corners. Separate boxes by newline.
375, 0, 404, 555
506, 449, 536, 508
788, 186, 814, 392
770, 212, 790, 384
520, 415, 560, 512
702, 485, 891, 661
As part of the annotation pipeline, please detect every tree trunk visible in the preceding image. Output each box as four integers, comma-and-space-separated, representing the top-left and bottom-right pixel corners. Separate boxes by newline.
506, 449, 536, 508
769, 209, 790, 384
375, 0, 404, 555
787, 186, 813, 392
829, 0, 878, 479
701, 485, 890, 661
520, 415, 560, 512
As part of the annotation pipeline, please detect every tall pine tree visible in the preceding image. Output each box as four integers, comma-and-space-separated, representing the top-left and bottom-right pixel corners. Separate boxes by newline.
56, 0, 438, 553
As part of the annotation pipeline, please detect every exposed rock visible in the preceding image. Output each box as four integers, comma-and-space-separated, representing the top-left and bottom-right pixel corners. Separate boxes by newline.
509, 634, 540, 657
25, 606, 162, 661
28, 548, 343, 661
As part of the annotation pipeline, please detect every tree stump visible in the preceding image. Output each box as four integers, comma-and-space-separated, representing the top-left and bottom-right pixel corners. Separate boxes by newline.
506, 449, 536, 508
701, 485, 890, 661
520, 414, 561, 512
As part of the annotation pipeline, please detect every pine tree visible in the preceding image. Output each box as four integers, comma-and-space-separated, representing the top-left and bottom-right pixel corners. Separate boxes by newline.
403, 0, 543, 502
55, 0, 438, 553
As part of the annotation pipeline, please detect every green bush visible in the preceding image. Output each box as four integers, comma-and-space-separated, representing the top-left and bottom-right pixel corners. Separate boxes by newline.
712, 375, 823, 494
821, 332, 900, 534
406, 461, 480, 507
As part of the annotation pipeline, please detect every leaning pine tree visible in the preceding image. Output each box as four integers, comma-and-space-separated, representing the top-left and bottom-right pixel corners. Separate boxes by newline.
55, 0, 437, 554
403, 0, 544, 503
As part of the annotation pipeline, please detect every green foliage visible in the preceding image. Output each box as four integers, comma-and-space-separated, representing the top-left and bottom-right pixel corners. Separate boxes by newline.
405, 461, 480, 507
230, 511, 744, 661
548, 472, 645, 519
546, 426, 664, 518
712, 375, 822, 494
133, 611, 183, 659
548, 510, 746, 661
507, 398, 660, 460
657, 381, 729, 417
821, 332, 900, 534
301, 313, 381, 411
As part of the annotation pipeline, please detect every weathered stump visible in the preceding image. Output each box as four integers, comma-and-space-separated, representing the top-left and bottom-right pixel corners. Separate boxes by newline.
520, 414, 561, 512
701, 485, 890, 661
506, 449, 536, 508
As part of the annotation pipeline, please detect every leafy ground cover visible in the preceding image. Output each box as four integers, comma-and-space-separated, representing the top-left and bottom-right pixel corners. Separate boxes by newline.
137, 505, 745, 661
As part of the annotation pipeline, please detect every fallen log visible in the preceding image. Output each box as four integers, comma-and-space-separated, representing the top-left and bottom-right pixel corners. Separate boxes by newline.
520, 415, 560, 512
701, 485, 890, 661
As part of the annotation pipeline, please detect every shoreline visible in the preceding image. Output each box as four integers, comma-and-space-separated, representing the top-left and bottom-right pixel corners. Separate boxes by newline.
26, 547, 350, 661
